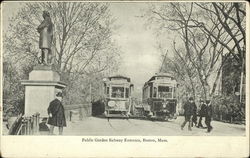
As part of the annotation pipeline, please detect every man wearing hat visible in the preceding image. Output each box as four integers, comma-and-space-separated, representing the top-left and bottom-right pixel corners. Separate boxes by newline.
197, 100, 207, 128
47, 92, 66, 135
181, 97, 196, 131
205, 100, 213, 132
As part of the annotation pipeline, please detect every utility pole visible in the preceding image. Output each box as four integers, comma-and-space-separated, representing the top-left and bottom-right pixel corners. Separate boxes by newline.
239, 58, 245, 103
160, 50, 168, 73
90, 81, 92, 103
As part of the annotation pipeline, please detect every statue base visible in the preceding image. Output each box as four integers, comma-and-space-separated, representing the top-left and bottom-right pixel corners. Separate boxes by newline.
21, 65, 67, 117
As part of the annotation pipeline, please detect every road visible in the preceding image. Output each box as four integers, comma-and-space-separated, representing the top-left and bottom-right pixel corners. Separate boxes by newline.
62, 116, 245, 136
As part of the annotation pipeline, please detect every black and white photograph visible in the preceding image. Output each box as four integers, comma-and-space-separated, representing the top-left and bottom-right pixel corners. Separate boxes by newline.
0, 0, 249, 157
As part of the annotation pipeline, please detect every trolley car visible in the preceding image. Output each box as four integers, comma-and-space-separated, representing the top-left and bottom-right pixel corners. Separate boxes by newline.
103, 75, 133, 118
142, 73, 178, 120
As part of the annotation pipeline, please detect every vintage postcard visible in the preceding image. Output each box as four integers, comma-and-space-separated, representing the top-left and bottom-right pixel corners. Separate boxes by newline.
1, 0, 249, 157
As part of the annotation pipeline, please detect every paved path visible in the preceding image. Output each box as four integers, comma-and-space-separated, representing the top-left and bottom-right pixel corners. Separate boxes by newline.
62, 116, 245, 136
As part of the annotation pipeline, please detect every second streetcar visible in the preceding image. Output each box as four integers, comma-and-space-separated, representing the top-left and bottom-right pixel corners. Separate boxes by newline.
142, 73, 178, 120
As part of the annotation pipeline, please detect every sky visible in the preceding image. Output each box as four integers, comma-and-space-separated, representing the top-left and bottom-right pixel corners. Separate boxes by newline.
109, 3, 161, 97
2, 2, 162, 98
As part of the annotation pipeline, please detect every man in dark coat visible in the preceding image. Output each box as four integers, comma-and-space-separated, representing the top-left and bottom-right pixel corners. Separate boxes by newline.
47, 92, 66, 135
181, 97, 196, 131
197, 100, 207, 128
192, 103, 197, 127
205, 100, 213, 132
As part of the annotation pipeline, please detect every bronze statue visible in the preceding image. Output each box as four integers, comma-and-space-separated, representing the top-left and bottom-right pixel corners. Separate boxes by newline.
37, 11, 53, 65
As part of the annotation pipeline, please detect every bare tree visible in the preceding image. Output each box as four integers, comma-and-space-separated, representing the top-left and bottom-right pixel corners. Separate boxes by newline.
3, 2, 121, 105
194, 2, 245, 65
4, 2, 119, 75
144, 2, 245, 100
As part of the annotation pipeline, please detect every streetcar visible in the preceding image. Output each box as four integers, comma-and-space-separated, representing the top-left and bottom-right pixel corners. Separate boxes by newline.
142, 73, 178, 120
103, 75, 133, 118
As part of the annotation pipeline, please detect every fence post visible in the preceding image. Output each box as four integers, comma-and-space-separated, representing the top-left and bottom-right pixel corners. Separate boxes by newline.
36, 113, 40, 133
35, 113, 38, 134
36, 114, 38, 133
70, 111, 72, 121
27, 117, 31, 135
88, 102, 91, 117
31, 115, 35, 134
21, 120, 24, 135
33, 114, 37, 134
23, 119, 28, 135
79, 105, 83, 120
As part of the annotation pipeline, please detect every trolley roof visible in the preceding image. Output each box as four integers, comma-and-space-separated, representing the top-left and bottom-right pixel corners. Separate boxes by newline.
148, 73, 174, 82
144, 72, 176, 87
108, 75, 131, 82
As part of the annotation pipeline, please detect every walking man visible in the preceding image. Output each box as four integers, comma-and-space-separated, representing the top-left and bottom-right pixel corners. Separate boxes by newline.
197, 100, 206, 128
192, 102, 197, 127
47, 92, 66, 135
205, 100, 213, 132
181, 97, 195, 131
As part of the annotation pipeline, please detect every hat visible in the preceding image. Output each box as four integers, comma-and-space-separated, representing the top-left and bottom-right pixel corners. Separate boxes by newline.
206, 100, 210, 104
43, 10, 50, 17
56, 92, 63, 97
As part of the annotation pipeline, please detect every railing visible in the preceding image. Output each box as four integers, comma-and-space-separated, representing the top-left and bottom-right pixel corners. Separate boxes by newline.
8, 113, 40, 135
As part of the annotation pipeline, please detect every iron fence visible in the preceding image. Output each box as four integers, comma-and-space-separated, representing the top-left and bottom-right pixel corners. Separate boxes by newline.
8, 113, 40, 135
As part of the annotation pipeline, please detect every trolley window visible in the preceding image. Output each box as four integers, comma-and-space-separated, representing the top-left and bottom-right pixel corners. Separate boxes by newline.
125, 88, 129, 98
111, 87, 124, 98
173, 87, 176, 98
153, 87, 157, 98
106, 87, 109, 96
158, 86, 172, 98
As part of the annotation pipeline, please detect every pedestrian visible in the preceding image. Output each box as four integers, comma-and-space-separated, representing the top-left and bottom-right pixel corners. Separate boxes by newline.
192, 102, 197, 127
205, 100, 213, 132
39, 118, 50, 135
181, 97, 195, 131
197, 100, 206, 128
47, 92, 66, 135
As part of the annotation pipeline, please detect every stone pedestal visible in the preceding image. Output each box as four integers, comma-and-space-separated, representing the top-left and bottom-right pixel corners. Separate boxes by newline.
21, 65, 66, 117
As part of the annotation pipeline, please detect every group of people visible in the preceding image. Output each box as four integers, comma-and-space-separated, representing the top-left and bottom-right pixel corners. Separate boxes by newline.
181, 97, 213, 133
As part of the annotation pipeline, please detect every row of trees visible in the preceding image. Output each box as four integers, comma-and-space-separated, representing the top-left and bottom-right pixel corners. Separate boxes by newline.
3, 2, 121, 116
145, 2, 246, 101
145, 2, 246, 121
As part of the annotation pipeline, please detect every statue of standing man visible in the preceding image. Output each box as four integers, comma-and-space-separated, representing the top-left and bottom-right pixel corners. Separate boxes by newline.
37, 11, 53, 65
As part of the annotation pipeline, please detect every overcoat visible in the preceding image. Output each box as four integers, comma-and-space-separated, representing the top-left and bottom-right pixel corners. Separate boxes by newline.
199, 103, 207, 117
47, 98, 66, 127
206, 104, 213, 119
37, 16, 53, 49
183, 101, 195, 116
192, 103, 197, 122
